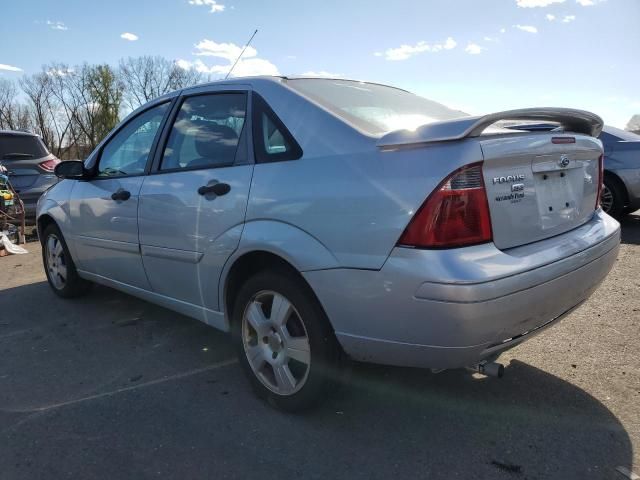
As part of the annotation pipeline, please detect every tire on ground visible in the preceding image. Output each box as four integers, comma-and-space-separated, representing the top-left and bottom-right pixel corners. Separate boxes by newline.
41, 223, 91, 298
231, 269, 341, 412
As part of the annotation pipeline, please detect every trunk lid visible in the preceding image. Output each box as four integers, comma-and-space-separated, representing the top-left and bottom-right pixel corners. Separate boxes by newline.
481, 133, 602, 250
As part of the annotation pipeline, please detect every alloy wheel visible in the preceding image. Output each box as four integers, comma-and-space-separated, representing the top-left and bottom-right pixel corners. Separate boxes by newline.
241, 290, 311, 396
46, 234, 67, 290
600, 184, 614, 213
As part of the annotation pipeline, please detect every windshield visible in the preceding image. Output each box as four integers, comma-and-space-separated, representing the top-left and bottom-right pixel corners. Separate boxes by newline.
287, 78, 467, 135
0, 134, 49, 160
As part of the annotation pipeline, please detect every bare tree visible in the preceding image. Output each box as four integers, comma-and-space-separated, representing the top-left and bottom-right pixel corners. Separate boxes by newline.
20, 70, 79, 157
0, 78, 32, 131
47, 63, 123, 150
119, 56, 203, 109
20, 72, 55, 149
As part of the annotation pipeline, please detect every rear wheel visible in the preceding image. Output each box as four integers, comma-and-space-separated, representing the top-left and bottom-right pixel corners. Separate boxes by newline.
42, 224, 91, 298
232, 270, 340, 412
600, 177, 626, 219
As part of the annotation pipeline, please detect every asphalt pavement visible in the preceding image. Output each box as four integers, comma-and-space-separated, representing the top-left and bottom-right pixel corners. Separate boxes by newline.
0, 215, 639, 479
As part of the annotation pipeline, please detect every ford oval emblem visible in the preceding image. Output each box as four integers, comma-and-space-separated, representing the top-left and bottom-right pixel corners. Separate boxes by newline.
559, 155, 570, 168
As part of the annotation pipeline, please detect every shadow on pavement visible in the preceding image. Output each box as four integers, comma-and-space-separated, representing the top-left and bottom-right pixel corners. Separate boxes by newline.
0, 280, 634, 479
620, 212, 640, 245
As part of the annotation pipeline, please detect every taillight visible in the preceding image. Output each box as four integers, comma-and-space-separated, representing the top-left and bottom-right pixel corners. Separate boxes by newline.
595, 154, 604, 209
397, 162, 493, 248
39, 158, 60, 172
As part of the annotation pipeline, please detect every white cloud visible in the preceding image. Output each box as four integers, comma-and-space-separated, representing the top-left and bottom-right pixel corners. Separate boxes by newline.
178, 39, 279, 77
546, 13, 556, 20
576, 0, 604, 5
120, 32, 139, 41
465, 43, 485, 55
46, 20, 68, 31
299, 71, 343, 78
516, 0, 564, 7
226, 58, 279, 77
514, 24, 538, 33
500, 28, 507, 33
374, 37, 457, 61
188, 0, 225, 13
194, 39, 257, 61
0, 64, 22, 72
562, 14, 576, 22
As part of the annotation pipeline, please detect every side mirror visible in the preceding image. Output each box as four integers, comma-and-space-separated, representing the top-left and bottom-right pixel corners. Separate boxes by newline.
54, 160, 87, 180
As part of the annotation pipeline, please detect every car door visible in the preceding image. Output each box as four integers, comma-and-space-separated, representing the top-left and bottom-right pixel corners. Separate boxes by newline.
68, 101, 171, 289
138, 88, 253, 313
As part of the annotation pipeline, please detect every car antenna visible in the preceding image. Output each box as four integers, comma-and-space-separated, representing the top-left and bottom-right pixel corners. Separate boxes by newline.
225, 29, 258, 79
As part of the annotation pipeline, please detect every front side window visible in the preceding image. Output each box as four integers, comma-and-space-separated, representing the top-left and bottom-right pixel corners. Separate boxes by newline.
97, 102, 169, 177
160, 93, 247, 171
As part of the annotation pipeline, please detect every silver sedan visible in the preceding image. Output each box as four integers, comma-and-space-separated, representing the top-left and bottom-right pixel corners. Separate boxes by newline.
37, 77, 620, 411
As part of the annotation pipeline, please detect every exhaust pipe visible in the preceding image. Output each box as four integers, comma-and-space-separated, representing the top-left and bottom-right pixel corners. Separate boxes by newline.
468, 361, 504, 378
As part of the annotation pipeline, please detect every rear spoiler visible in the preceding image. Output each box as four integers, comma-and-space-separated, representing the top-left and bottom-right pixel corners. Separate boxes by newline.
376, 108, 604, 148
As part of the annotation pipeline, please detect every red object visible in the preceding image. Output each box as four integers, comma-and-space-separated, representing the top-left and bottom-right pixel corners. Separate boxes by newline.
398, 162, 493, 248
596, 153, 604, 209
552, 137, 576, 144
38, 158, 60, 172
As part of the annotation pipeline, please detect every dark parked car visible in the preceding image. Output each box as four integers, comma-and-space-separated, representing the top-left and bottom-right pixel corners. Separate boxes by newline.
598, 126, 640, 218
0, 130, 59, 219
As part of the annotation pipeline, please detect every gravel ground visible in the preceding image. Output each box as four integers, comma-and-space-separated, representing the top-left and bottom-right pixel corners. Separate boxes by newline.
0, 215, 638, 480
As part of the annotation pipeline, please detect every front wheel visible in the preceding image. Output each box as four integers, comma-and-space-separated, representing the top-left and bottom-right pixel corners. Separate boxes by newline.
232, 270, 340, 412
42, 224, 91, 298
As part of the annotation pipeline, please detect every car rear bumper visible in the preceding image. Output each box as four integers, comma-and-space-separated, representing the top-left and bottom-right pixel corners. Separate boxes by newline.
303, 210, 620, 370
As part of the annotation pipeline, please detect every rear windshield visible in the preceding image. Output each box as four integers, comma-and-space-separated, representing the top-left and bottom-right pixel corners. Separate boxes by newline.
287, 79, 467, 135
0, 134, 49, 160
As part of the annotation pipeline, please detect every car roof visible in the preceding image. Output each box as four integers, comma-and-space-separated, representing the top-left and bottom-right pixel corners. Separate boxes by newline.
602, 125, 640, 142
183, 75, 411, 94
0, 130, 38, 137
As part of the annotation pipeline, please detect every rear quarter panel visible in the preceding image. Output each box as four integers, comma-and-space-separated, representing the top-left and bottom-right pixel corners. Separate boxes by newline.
246, 139, 485, 269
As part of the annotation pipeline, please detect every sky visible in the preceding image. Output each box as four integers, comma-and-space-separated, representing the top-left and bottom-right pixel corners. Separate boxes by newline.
1, 0, 639, 128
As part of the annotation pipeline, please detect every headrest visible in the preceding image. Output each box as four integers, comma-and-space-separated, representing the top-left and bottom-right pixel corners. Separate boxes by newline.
194, 123, 239, 164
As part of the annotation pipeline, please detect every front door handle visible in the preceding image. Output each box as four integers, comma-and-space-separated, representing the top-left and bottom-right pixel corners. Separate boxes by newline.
198, 182, 231, 197
111, 189, 131, 201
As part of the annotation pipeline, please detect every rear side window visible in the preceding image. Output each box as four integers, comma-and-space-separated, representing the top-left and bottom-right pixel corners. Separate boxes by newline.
0, 135, 49, 160
160, 93, 247, 171
252, 93, 302, 163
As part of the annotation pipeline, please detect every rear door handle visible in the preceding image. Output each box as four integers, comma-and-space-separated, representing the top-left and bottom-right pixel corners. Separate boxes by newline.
111, 189, 131, 201
198, 182, 231, 197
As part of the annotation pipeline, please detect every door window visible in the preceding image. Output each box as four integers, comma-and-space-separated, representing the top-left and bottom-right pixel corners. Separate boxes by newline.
252, 93, 302, 163
97, 102, 169, 177
160, 93, 247, 171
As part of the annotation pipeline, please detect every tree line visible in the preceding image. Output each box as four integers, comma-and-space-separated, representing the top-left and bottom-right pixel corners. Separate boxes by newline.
0, 56, 204, 159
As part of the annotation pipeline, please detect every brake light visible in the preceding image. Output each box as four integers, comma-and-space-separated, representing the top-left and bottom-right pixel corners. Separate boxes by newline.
39, 158, 60, 172
595, 153, 604, 209
398, 162, 493, 248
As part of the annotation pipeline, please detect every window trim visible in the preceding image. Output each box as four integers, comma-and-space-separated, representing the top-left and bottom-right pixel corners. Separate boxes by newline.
149, 90, 250, 175
251, 92, 303, 164
89, 99, 174, 181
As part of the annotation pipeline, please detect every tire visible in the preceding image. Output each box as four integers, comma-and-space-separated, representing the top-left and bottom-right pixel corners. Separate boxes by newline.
232, 269, 340, 412
601, 177, 626, 219
41, 223, 91, 298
